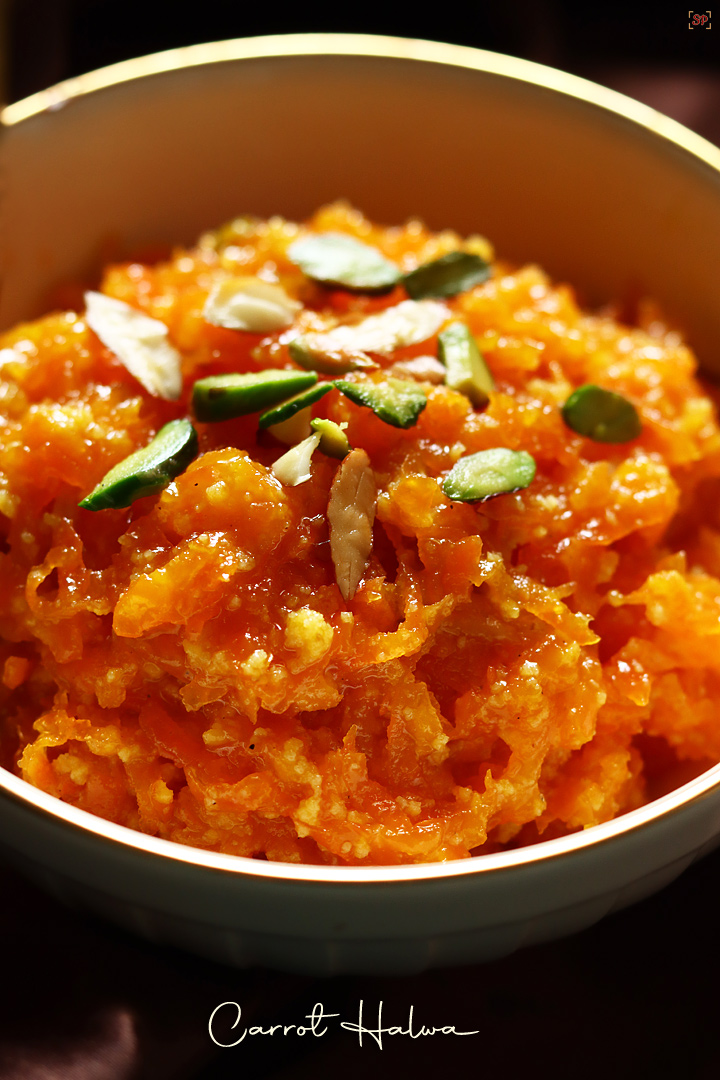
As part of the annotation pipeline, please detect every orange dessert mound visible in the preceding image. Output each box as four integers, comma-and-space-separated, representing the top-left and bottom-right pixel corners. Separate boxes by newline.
2, 203, 720, 866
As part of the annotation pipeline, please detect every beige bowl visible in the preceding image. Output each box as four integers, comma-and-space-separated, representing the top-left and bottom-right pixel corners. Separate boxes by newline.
2, 34, 720, 975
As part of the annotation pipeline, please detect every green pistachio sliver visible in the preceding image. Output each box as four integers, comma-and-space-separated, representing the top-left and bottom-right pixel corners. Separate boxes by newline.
335, 378, 427, 429
561, 384, 641, 443
311, 418, 352, 459
287, 233, 401, 293
443, 448, 536, 502
288, 335, 377, 374
79, 419, 198, 511
437, 322, 495, 407
192, 370, 317, 422
403, 252, 491, 300
258, 381, 335, 428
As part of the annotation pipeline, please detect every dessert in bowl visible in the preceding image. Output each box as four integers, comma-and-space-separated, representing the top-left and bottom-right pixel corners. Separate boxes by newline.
1, 34, 720, 974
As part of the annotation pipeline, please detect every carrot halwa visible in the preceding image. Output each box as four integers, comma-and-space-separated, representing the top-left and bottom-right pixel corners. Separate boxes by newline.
2, 202, 720, 865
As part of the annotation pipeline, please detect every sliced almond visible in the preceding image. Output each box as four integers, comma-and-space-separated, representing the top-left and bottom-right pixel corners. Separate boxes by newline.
299, 299, 448, 358
387, 354, 447, 384
0, 347, 22, 368
84, 291, 182, 400
327, 448, 377, 601
271, 432, 321, 486
267, 406, 313, 446
203, 276, 302, 333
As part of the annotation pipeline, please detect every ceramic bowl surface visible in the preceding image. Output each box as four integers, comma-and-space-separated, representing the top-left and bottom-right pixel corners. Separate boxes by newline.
2, 34, 720, 974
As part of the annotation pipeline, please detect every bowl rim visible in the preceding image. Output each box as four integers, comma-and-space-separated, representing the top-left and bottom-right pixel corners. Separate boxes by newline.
3, 32, 720, 886
3, 30, 720, 176
3, 759, 720, 884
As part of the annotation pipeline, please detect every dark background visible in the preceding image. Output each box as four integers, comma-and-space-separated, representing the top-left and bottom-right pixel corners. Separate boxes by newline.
2, 0, 718, 100
1, 4, 720, 1080
1, 0, 719, 147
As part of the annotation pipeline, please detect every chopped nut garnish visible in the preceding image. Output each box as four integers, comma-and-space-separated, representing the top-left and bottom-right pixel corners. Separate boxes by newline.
437, 321, 494, 406
287, 232, 400, 293
327, 448, 377, 601
203, 276, 302, 333
335, 377, 427, 428
561, 384, 642, 443
402, 251, 491, 299
443, 447, 536, 502
387, 354, 447, 384
192, 369, 317, 422
267, 406, 314, 446
271, 432, 321, 486
311, 417, 352, 459
297, 299, 449, 357
289, 335, 378, 374
79, 419, 198, 511
84, 291, 183, 400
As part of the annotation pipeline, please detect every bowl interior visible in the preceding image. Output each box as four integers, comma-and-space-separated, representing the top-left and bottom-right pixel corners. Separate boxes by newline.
2, 36, 720, 371
4, 40, 720, 973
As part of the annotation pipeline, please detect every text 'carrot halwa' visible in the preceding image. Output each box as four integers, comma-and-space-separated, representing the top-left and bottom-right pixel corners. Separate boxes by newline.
2, 203, 720, 865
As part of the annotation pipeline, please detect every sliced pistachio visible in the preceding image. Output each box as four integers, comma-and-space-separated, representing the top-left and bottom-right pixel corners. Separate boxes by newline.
327, 448, 377, 600
192, 370, 317, 422
336, 378, 427, 429
288, 335, 378, 374
84, 291, 182, 401
403, 251, 492, 300
561, 384, 642, 443
258, 381, 334, 428
79, 419, 198, 511
303, 300, 447, 359
438, 322, 495, 406
271, 432, 321, 486
443, 448, 536, 502
311, 418, 352, 459
203, 276, 302, 333
287, 232, 400, 293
